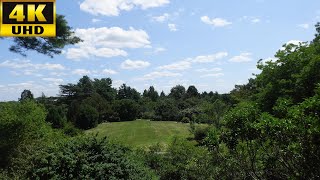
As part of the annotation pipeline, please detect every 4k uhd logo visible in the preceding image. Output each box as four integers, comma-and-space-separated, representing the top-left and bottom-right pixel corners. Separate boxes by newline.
0, 0, 56, 37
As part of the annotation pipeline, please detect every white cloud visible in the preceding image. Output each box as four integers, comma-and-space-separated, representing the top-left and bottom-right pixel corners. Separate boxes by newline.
42, 78, 64, 85
50, 72, 68, 77
229, 52, 253, 63
280, 40, 305, 51
139, 71, 182, 80
240, 16, 261, 24
261, 57, 278, 64
152, 13, 170, 22
158, 61, 191, 71
145, 47, 167, 55
121, 59, 151, 69
155, 52, 227, 72
201, 73, 224, 78
298, 23, 310, 29
251, 18, 261, 23
154, 47, 166, 53
0, 81, 60, 101
102, 69, 118, 75
112, 80, 126, 88
92, 18, 102, 23
72, 69, 91, 76
168, 23, 178, 31
285, 40, 303, 46
201, 16, 232, 27
80, 0, 170, 16
66, 27, 151, 60
188, 52, 228, 63
0, 59, 65, 70
196, 68, 222, 72
22, 69, 43, 77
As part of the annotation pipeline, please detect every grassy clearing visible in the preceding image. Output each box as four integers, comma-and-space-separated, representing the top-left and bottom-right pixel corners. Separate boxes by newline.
86, 119, 194, 148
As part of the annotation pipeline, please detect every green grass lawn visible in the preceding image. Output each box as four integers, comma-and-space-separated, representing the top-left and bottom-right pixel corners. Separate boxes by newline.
86, 119, 194, 148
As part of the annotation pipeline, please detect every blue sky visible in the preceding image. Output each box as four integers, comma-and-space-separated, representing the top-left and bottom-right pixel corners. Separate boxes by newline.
0, 0, 319, 101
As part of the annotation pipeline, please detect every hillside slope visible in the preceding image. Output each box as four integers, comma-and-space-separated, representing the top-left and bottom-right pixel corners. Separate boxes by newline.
86, 120, 193, 148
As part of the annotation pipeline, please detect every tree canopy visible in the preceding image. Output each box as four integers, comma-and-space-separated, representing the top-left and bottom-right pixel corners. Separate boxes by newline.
4, 15, 81, 57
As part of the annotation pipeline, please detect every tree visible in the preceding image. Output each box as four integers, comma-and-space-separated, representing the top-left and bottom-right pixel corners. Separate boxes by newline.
117, 84, 141, 101
75, 103, 99, 130
19, 90, 34, 101
82, 93, 112, 123
93, 78, 116, 101
77, 75, 94, 97
186, 85, 199, 98
143, 86, 159, 101
46, 105, 67, 129
154, 99, 181, 121
113, 99, 141, 121
7, 15, 81, 57
160, 91, 166, 98
169, 85, 186, 100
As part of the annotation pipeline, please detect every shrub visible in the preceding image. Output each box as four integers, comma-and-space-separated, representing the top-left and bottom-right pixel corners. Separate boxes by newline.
25, 136, 156, 179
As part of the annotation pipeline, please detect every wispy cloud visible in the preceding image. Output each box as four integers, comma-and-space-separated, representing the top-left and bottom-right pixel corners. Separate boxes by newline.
168, 23, 178, 31
196, 68, 222, 72
0, 59, 65, 70
80, 0, 170, 16
201, 73, 224, 78
72, 69, 91, 76
121, 60, 151, 70
152, 13, 170, 22
138, 71, 182, 81
201, 16, 232, 27
102, 69, 118, 75
158, 61, 191, 71
229, 52, 253, 63
298, 23, 310, 29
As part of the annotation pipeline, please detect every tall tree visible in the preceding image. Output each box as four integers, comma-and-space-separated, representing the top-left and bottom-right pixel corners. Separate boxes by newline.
186, 85, 199, 98
93, 78, 116, 101
19, 90, 34, 101
169, 85, 186, 100
77, 76, 94, 97
117, 84, 140, 101
143, 86, 159, 101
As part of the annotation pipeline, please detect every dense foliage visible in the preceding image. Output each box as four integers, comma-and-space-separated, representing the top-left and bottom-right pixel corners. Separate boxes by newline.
193, 23, 320, 179
26, 136, 155, 179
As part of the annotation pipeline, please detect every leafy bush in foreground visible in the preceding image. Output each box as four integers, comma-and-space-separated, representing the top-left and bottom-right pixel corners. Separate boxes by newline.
26, 136, 156, 179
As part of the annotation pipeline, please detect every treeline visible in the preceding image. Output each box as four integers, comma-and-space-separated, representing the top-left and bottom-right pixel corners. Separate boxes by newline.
36, 76, 234, 130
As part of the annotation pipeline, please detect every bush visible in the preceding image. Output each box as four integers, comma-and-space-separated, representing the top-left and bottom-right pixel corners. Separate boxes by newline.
141, 111, 156, 120
62, 122, 82, 136
75, 103, 99, 129
144, 138, 214, 180
0, 101, 50, 168
181, 117, 190, 123
46, 105, 67, 129
193, 126, 210, 144
25, 136, 156, 179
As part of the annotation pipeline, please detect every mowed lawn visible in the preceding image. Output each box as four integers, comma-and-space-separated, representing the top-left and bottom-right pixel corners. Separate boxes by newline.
86, 119, 193, 148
